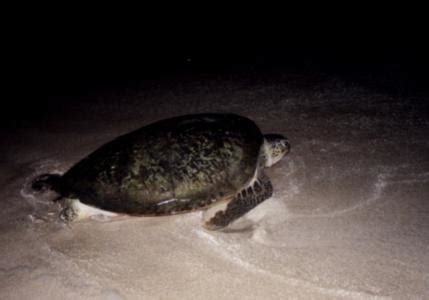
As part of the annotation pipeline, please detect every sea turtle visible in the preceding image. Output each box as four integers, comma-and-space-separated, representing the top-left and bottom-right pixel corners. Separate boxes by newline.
32, 113, 290, 230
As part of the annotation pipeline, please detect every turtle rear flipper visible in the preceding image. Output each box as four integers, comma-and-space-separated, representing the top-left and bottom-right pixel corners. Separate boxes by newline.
204, 171, 273, 230
32, 174, 62, 192
60, 198, 119, 223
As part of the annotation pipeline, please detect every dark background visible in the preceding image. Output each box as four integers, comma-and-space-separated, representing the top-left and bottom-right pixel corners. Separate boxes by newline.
5, 10, 428, 126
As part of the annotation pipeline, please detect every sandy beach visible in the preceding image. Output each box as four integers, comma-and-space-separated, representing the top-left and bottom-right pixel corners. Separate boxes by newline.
1, 71, 428, 299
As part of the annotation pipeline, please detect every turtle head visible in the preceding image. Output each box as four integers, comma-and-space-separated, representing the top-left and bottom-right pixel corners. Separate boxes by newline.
263, 134, 290, 167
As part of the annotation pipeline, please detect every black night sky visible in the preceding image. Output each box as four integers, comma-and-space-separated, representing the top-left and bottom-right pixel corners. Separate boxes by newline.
6, 14, 428, 126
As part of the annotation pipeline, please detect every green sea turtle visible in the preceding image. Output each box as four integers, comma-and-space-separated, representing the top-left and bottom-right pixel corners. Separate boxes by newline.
32, 113, 290, 230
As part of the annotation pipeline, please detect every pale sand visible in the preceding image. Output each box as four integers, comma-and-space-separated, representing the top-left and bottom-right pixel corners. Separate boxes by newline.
1, 73, 428, 299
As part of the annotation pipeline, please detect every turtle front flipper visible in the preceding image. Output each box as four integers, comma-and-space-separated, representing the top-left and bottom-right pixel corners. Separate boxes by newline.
204, 172, 273, 230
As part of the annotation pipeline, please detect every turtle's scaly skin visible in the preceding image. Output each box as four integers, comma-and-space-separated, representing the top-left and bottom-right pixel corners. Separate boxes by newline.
56, 114, 263, 215
204, 171, 273, 230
